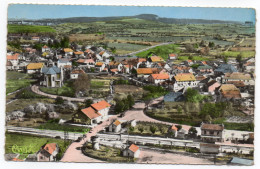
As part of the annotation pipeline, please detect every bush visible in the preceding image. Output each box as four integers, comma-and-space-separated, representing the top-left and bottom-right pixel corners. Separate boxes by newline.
55, 97, 64, 105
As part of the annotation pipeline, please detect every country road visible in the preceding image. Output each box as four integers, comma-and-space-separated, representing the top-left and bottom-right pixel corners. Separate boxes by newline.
118, 42, 175, 56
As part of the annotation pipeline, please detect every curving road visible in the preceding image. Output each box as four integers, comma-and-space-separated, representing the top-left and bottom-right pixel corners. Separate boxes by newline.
31, 85, 90, 102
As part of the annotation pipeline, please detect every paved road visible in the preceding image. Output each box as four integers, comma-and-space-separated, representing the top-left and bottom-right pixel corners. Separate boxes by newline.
118, 42, 175, 56
31, 85, 91, 102
60, 115, 118, 162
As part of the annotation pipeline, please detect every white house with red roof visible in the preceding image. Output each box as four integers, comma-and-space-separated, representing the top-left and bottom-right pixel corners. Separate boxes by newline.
72, 100, 111, 125
148, 73, 170, 84
7, 53, 19, 69
168, 53, 178, 60
123, 144, 140, 158
36, 143, 59, 162
42, 45, 50, 53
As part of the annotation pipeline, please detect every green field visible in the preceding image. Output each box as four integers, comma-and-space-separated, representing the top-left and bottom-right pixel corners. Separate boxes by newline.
39, 82, 75, 97
177, 55, 210, 61
222, 51, 255, 58
8, 24, 56, 33
136, 44, 180, 60
6, 71, 36, 94
5, 132, 71, 160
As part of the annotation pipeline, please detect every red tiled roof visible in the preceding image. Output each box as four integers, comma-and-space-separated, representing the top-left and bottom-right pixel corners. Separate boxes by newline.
201, 123, 224, 131
81, 107, 101, 119
137, 68, 153, 74
113, 120, 121, 126
91, 100, 111, 111
110, 69, 118, 72
71, 69, 85, 74
12, 158, 24, 161
151, 73, 169, 80
129, 144, 139, 153
138, 58, 147, 63
42, 45, 49, 49
171, 125, 178, 131
174, 73, 196, 81
7, 54, 18, 60
169, 53, 177, 57
44, 143, 57, 155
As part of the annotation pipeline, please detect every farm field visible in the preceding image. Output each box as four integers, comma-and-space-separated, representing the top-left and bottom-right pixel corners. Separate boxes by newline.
222, 51, 255, 58
8, 24, 56, 33
6, 71, 36, 95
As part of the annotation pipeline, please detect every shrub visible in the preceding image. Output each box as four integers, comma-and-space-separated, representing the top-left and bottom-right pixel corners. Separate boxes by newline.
55, 96, 64, 105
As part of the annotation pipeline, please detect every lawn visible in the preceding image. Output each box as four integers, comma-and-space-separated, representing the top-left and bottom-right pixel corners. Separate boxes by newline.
5, 132, 71, 161
39, 81, 75, 97
83, 143, 135, 162
222, 51, 255, 58
6, 71, 36, 94
37, 119, 90, 133
136, 44, 180, 60
8, 24, 56, 33
90, 79, 110, 89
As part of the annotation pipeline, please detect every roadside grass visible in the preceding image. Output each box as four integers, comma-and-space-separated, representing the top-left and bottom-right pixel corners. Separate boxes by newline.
8, 24, 56, 33
6, 98, 55, 112
5, 132, 71, 161
222, 51, 255, 58
37, 119, 90, 134
136, 44, 180, 60
83, 143, 135, 162
6, 71, 36, 95
39, 82, 75, 97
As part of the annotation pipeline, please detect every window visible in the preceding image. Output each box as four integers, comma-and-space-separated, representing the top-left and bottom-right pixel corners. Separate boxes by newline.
210, 131, 214, 135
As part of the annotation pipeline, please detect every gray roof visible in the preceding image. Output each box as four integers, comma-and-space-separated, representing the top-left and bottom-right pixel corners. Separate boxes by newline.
198, 65, 212, 70
164, 92, 185, 102
58, 58, 70, 63
215, 64, 238, 74
42, 66, 61, 75
229, 157, 253, 166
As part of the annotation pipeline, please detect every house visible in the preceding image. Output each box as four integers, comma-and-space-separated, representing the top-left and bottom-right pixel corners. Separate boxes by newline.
7, 54, 19, 70
74, 51, 84, 57
200, 123, 224, 143
205, 80, 221, 94
41, 66, 63, 87
215, 64, 238, 75
77, 59, 95, 68
168, 125, 178, 137
222, 72, 254, 85
26, 63, 44, 74
72, 100, 111, 125
108, 120, 122, 133
172, 73, 197, 92
200, 143, 220, 154
31, 36, 40, 41
218, 84, 241, 100
137, 68, 153, 78
63, 48, 73, 56
186, 60, 193, 65
123, 144, 140, 158
228, 157, 253, 166
148, 73, 169, 84
243, 62, 255, 72
168, 53, 178, 60
148, 56, 164, 62
172, 66, 193, 74
42, 45, 50, 53
95, 62, 105, 72
70, 69, 85, 79
197, 65, 213, 73
57, 58, 72, 68
36, 143, 59, 162
177, 128, 188, 139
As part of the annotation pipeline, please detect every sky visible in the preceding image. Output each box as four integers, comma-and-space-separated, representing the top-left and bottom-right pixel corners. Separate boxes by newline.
8, 4, 256, 22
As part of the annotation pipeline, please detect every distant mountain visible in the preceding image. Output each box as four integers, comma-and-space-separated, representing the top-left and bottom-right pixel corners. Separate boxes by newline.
9, 14, 242, 25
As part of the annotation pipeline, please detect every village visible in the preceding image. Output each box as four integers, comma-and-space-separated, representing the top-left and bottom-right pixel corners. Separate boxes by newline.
5, 31, 255, 165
